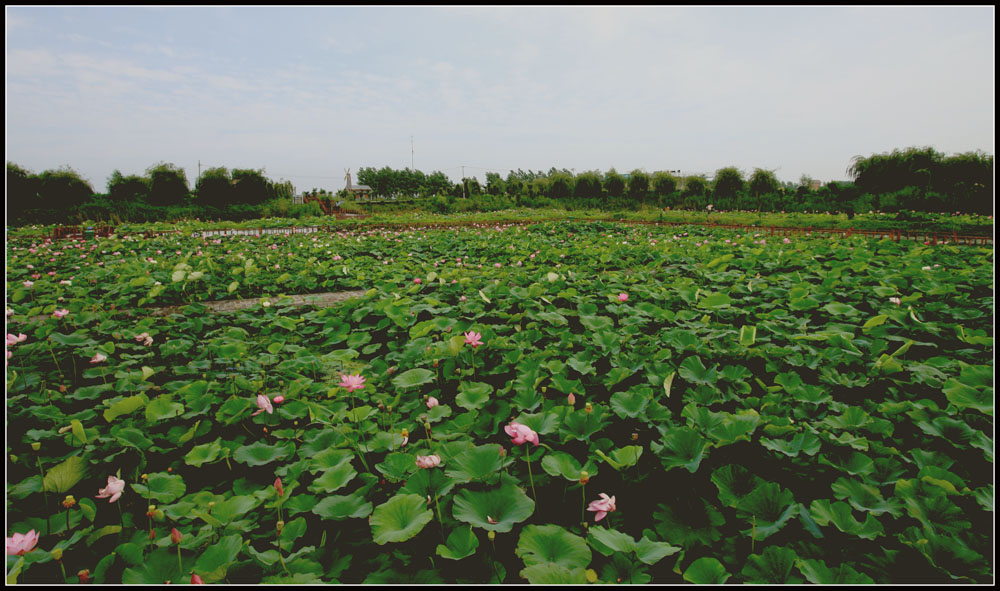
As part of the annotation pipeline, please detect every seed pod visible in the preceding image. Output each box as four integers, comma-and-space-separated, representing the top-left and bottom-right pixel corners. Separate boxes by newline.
276, 520, 285, 534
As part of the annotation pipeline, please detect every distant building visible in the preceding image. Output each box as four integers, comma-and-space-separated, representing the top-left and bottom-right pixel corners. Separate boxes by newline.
809, 179, 822, 191
344, 169, 373, 200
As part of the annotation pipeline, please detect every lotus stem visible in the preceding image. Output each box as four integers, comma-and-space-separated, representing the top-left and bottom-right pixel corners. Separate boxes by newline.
525, 447, 537, 506
176, 543, 183, 577
47, 343, 65, 380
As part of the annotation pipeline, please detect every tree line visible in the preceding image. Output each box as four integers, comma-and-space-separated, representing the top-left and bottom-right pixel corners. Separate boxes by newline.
5, 146, 992, 224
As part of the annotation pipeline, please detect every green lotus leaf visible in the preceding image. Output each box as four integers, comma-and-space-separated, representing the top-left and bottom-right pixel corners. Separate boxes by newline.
594, 445, 642, 471
193, 534, 243, 583
444, 443, 504, 484
741, 546, 802, 583
211, 495, 261, 524
308, 448, 354, 472
761, 431, 822, 457
435, 526, 479, 560
452, 484, 535, 533
312, 492, 373, 521
376, 452, 418, 482
610, 389, 648, 419
652, 426, 708, 473
808, 499, 884, 539
515, 410, 561, 435
795, 558, 874, 584
309, 463, 358, 493
232, 441, 294, 467
540, 451, 597, 482
678, 356, 718, 385
392, 368, 436, 389
43, 455, 87, 493
113, 427, 154, 450
123, 547, 192, 584
942, 378, 992, 415
517, 524, 591, 570
145, 394, 184, 423
370, 494, 434, 544
184, 440, 223, 468
103, 394, 148, 422
455, 381, 493, 410
399, 466, 457, 499
132, 472, 186, 503
683, 556, 730, 584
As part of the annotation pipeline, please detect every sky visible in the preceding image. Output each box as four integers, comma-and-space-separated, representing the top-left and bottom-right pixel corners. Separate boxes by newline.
5, 6, 995, 194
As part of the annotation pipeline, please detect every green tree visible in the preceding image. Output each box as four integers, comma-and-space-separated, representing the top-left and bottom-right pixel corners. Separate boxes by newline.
194, 167, 231, 208
38, 167, 94, 212
146, 162, 190, 206
651, 171, 678, 202
107, 170, 150, 203
573, 171, 603, 202
231, 168, 270, 205
627, 169, 651, 204
6, 162, 40, 219
712, 167, 744, 202
604, 169, 626, 200
547, 172, 574, 202
748, 168, 781, 211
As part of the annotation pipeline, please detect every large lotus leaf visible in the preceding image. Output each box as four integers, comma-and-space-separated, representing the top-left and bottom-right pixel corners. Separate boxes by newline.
808, 500, 884, 540
392, 368, 436, 389
831, 477, 902, 516
131, 472, 186, 503
652, 426, 708, 473
795, 558, 874, 584
103, 394, 148, 422
600, 552, 652, 584
233, 441, 295, 467
370, 494, 434, 544
734, 482, 798, 540
211, 495, 261, 524
145, 395, 184, 423
517, 524, 592, 570
376, 452, 419, 482
740, 546, 802, 584
683, 557, 730, 584
594, 445, 643, 471
122, 548, 194, 584
817, 451, 875, 477
678, 356, 718, 385
560, 407, 608, 442
653, 498, 726, 549
312, 492, 373, 521
184, 440, 223, 468
760, 432, 822, 457
706, 410, 760, 446
452, 485, 535, 533
540, 451, 597, 482
193, 534, 243, 583
610, 389, 649, 419
444, 444, 504, 484
400, 465, 457, 499
435, 526, 479, 561
308, 463, 358, 494
942, 377, 992, 415
521, 564, 588, 584
515, 410, 561, 435
455, 381, 493, 411
43, 455, 87, 493
588, 526, 680, 565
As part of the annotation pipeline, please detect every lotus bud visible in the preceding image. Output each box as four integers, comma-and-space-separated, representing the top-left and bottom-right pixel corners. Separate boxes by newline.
31, 442, 41, 451
584, 402, 593, 414
567, 393, 575, 405
579, 470, 590, 485
149, 528, 156, 540
170, 528, 182, 544
51, 547, 64, 561
62, 495, 77, 509
488, 530, 496, 541
191, 574, 205, 584
153, 510, 165, 522
208, 501, 216, 509
141, 473, 149, 481
276, 520, 285, 534
631, 432, 639, 441
78, 569, 90, 583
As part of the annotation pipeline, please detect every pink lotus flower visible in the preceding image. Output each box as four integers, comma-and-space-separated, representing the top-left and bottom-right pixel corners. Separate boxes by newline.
413, 278, 422, 284
460, 295, 467, 303
338, 373, 366, 393
191, 574, 205, 584
617, 293, 628, 302
22, 281, 34, 288
587, 493, 616, 522
7, 334, 26, 347
273, 395, 285, 404
6, 529, 39, 556
567, 393, 576, 405
90, 352, 107, 364
426, 396, 439, 409
274, 477, 284, 497
170, 528, 182, 544
464, 331, 483, 349
890, 297, 902, 305
52, 309, 69, 319
486, 515, 499, 524
252, 394, 273, 416
96, 475, 126, 503
504, 420, 539, 446
415, 455, 441, 469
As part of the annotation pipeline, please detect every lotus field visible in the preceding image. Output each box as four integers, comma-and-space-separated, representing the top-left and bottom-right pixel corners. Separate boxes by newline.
4, 220, 994, 584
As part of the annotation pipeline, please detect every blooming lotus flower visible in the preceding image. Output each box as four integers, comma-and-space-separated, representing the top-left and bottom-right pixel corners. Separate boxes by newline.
890, 297, 902, 305
413, 278, 422, 284
587, 493, 616, 522
426, 396, 439, 409
252, 394, 273, 416
6, 530, 39, 556
273, 395, 285, 404
464, 331, 483, 349
504, 421, 539, 446
52, 309, 69, 319
23, 281, 34, 288
338, 373, 366, 393
415, 455, 441, 469
617, 293, 628, 302
96, 475, 126, 503
90, 352, 107, 364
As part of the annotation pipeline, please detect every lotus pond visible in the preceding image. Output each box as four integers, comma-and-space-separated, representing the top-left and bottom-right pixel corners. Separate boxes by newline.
5, 220, 994, 584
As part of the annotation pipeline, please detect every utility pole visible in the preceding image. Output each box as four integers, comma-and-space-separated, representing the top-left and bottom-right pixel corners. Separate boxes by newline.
198, 160, 201, 180
411, 136, 414, 170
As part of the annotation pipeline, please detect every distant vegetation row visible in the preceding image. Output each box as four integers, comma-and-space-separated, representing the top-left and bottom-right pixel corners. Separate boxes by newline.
6, 147, 992, 225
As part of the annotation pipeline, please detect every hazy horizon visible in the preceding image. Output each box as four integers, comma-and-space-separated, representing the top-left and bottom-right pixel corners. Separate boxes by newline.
6, 6, 995, 195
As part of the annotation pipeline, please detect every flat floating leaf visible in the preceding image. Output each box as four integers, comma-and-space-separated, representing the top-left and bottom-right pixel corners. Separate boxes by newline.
44, 455, 87, 494
436, 526, 479, 561
452, 485, 535, 533
370, 494, 434, 544
683, 557, 730, 584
